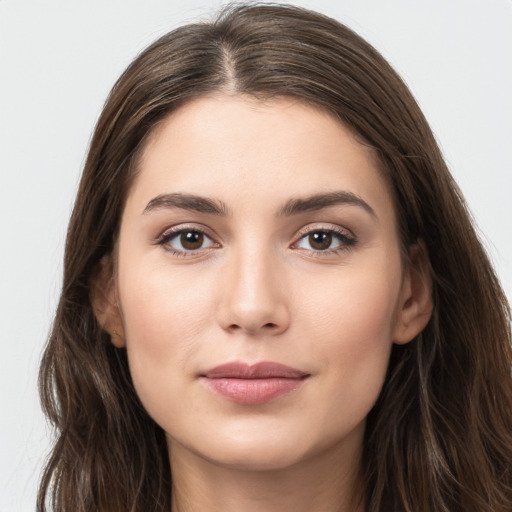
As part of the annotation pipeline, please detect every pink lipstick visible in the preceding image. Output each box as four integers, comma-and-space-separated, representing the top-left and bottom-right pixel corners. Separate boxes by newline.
201, 361, 309, 405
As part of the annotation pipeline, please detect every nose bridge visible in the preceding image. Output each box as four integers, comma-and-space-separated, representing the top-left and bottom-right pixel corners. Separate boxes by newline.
217, 237, 289, 335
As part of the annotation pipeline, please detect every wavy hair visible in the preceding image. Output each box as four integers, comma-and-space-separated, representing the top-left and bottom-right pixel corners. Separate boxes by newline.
38, 3, 512, 511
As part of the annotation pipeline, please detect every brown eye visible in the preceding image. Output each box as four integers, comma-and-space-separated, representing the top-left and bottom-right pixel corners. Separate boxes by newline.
308, 231, 332, 250
295, 228, 354, 253
160, 228, 216, 253
180, 231, 204, 250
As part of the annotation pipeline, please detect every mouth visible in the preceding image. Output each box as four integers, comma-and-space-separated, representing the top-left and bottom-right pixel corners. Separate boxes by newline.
201, 361, 310, 405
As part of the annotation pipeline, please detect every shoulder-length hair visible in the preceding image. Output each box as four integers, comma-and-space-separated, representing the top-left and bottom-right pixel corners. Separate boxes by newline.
38, 3, 512, 511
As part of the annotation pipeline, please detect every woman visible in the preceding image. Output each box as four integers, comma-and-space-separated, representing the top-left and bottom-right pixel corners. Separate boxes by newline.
38, 3, 512, 511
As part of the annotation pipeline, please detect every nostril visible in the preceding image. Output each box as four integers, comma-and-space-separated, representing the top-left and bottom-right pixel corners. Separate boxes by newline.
227, 322, 278, 333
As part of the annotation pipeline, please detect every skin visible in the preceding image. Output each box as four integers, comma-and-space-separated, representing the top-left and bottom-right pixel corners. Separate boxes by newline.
94, 94, 432, 512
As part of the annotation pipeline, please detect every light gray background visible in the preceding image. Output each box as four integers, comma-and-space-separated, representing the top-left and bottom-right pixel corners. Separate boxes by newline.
1, 0, 511, 510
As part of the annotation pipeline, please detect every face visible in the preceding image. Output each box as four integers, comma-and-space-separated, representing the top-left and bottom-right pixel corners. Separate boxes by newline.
100, 94, 425, 473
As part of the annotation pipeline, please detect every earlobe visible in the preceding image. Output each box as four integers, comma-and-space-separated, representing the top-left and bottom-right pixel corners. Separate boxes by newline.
393, 241, 433, 345
90, 256, 126, 348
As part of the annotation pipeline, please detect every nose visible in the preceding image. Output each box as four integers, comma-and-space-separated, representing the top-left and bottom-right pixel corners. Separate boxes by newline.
216, 246, 290, 336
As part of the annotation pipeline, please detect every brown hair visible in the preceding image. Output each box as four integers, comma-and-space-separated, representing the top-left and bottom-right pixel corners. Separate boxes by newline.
38, 3, 512, 511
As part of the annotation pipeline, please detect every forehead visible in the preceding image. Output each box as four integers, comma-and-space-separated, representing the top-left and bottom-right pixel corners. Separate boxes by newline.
126, 94, 395, 221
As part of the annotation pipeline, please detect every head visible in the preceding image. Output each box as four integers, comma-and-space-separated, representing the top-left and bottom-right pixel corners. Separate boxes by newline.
39, 4, 512, 512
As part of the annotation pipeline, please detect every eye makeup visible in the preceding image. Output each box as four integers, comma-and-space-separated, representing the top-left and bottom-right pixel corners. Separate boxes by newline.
154, 221, 357, 259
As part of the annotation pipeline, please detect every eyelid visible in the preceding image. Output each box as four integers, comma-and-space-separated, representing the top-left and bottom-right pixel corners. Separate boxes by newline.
155, 223, 221, 255
153, 222, 356, 257
290, 223, 357, 253
293, 222, 354, 239
156, 222, 217, 239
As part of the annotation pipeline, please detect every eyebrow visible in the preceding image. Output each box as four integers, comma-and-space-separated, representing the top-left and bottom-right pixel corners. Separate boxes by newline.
143, 193, 229, 215
142, 190, 376, 218
278, 191, 376, 218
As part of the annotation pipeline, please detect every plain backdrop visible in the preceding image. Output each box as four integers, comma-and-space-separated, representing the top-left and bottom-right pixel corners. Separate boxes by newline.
1, 0, 511, 510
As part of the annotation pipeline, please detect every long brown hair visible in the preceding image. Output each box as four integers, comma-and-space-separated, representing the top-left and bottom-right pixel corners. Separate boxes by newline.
38, 3, 512, 511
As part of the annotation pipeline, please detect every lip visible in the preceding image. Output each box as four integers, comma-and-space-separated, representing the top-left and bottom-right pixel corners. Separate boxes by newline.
201, 361, 309, 405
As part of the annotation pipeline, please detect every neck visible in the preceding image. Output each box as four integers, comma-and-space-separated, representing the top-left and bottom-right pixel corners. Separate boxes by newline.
168, 434, 366, 512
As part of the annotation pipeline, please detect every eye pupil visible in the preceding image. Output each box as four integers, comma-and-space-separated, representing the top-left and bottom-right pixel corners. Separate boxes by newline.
309, 231, 332, 250
181, 231, 204, 250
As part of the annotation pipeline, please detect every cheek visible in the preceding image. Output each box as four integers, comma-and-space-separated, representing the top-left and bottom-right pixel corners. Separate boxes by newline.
300, 255, 401, 348
117, 261, 215, 413
120, 260, 214, 344
296, 256, 401, 412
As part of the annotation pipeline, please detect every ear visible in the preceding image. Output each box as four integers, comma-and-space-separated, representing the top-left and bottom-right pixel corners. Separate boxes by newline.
393, 241, 433, 344
90, 255, 126, 348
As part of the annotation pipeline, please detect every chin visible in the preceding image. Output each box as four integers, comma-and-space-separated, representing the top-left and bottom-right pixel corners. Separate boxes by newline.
203, 444, 308, 472
169, 426, 312, 472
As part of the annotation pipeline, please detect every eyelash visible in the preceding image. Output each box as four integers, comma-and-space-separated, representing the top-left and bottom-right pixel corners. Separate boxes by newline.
155, 224, 357, 257
292, 225, 357, 256
156, 225, 218, 257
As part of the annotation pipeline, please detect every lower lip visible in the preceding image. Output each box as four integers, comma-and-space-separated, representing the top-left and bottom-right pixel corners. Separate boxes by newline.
203, 377, 307, 405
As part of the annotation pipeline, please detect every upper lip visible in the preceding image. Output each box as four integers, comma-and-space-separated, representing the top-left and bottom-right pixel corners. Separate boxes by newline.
203, 361, 309, 379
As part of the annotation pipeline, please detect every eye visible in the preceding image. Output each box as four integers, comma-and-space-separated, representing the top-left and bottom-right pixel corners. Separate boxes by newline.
294, 228, 356, 252
158, 228, 217, 254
